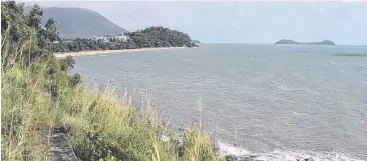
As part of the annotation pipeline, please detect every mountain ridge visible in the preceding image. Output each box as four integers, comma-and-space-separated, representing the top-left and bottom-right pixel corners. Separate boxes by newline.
40, 7, 128, 38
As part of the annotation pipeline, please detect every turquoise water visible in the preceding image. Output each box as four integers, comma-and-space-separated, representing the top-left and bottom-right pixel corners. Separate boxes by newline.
72, 44, 367, 160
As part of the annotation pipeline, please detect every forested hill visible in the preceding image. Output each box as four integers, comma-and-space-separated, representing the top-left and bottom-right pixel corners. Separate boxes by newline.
40, 7, 128, 37
51, 26, 198, 52
127, 27, 196, 48
22, 6, 198, 52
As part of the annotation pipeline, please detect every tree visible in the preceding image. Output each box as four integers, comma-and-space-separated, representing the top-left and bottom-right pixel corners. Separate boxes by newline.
45, 18, 60, 42
2, 0, 81, 100
27, 4, 43, 30
69, 73, 81, 87
2, 1, 28, 43
1, 3, 10, 34
59, 55, 75, 72
27, 4, 58, 49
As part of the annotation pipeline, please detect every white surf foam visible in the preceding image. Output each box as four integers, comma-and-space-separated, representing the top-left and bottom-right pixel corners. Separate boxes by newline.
260, 149, 365, 161
217, 141, 365, 161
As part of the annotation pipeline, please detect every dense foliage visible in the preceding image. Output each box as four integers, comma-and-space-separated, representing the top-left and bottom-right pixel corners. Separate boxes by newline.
51, 26, 198, 53
1, 1, 79, 96
50, 38, 133, 52
127, 26, 198, 48
2, 1, 221, 161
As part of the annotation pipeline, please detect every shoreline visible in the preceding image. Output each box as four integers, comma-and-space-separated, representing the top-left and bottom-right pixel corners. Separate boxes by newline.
54, 47, 185, 58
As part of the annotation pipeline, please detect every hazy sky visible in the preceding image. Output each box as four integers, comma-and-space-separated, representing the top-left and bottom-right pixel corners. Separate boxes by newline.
27, 1, 367, 45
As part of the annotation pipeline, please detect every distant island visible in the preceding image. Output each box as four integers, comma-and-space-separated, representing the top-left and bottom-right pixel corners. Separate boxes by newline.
275, 39, 335, 45
192, 40, 201, 43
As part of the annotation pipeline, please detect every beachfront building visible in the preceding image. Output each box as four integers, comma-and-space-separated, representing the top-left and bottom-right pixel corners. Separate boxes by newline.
92, 36, 108, 42
92, 34, 129, 42
114, 35, 129, 42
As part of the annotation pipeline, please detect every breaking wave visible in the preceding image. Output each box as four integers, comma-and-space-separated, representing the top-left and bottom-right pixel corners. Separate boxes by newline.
218, 141, 364, 161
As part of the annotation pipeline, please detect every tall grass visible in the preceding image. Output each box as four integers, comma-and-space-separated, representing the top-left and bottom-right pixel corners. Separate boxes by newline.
2, 33, 223, 161
1, 63, 55, 160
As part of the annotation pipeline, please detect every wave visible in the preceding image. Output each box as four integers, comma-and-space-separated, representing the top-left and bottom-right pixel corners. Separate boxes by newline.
217, 141, 364, 161
331, 54, 367, 57
297, 50, 309, 53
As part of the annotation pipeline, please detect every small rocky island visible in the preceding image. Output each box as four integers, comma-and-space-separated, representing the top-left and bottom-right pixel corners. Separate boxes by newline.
275, 39, 335, 45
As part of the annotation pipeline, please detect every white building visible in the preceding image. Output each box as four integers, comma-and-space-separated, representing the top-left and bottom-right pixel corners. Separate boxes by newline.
114, 35, 129, 42
92, 36, 108, 42
92, 33, 130, 42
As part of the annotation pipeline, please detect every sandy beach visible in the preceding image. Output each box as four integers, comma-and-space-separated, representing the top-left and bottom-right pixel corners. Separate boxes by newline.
54, 47, 185, 58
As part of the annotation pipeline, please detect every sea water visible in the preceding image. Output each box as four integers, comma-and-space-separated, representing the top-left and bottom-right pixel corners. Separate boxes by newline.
72, 44, 367, 160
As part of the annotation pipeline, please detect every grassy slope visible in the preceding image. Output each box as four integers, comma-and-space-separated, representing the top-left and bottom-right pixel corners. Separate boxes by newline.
1, 58, 224, 161
2, 2, 223, 160
1, 14, 222, 161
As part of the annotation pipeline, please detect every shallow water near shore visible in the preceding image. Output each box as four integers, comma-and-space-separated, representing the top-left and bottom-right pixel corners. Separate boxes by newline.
71, 44, 367, 160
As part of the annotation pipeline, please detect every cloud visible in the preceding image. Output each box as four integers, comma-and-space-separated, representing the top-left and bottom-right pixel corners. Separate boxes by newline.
341, 0, 350, 4
223, 1, 235, 7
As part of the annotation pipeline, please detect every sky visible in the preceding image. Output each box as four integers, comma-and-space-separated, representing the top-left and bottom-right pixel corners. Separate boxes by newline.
26, 1, 367, 45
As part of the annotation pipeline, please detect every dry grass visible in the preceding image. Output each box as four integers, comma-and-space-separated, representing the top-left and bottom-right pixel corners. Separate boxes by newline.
1, 63, 224, 161
1, 27, 223, 161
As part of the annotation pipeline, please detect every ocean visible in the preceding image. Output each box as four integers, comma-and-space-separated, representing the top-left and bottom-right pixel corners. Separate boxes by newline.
71, 44, 367, 161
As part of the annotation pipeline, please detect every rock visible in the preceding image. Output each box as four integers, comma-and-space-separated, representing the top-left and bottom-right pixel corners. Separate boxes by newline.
305, 158, 314, 161
226, 155, 238, 161
53, 127, 68, 133
296, 158, 313, 161
238, 155, 258, 161
42, 127, 81, 161
50, 132, 81, 161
